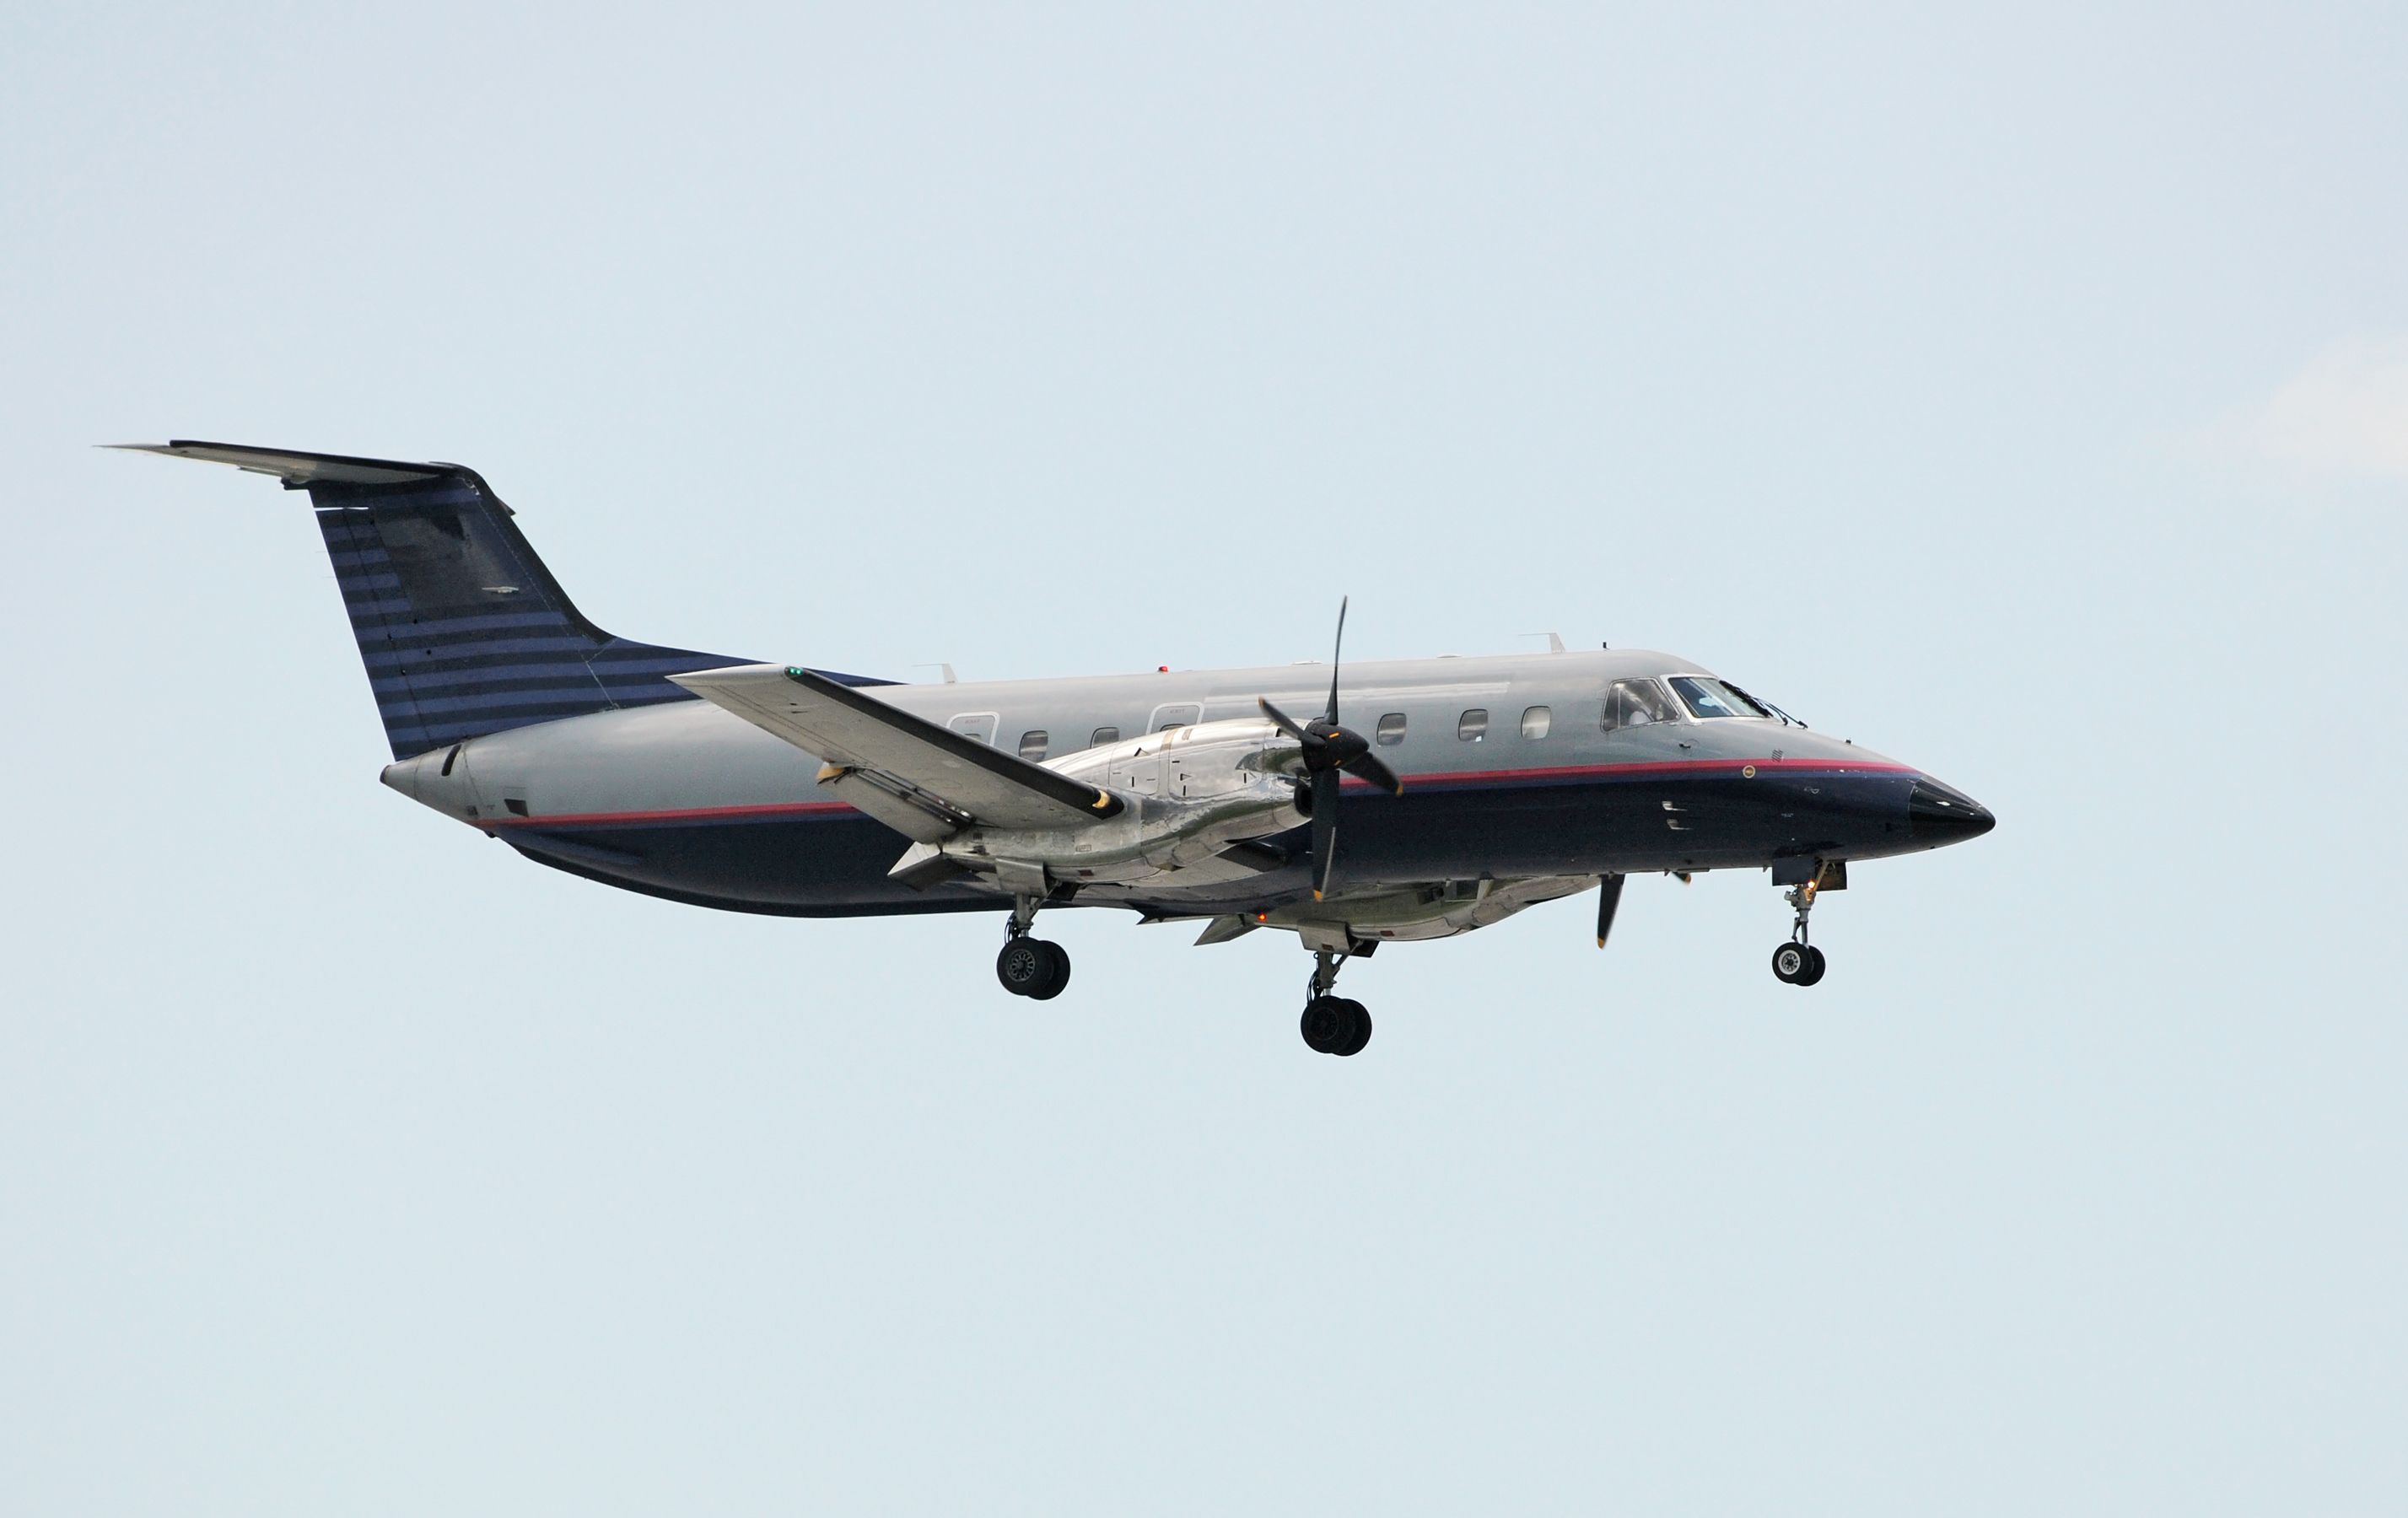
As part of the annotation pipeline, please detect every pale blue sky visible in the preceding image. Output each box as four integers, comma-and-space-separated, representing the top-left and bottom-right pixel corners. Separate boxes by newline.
3, 4, 2403, 1513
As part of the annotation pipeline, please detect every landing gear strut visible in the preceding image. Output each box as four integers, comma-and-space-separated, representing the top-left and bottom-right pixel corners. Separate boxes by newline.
1770, 880, 1829, 988
1299, 948, 1371, 1056
995, 894, 1071, 1000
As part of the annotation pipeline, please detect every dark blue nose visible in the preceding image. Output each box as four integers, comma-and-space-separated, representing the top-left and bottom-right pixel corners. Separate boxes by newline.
1908, 777, 1996, 845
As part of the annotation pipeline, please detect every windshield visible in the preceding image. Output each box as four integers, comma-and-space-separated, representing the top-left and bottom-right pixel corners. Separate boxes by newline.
1668, 676, 1771, 719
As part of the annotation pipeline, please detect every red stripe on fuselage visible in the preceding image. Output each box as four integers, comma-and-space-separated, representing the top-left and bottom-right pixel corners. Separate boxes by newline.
1373, 756, 1920, 789
479, 757, 1918, 830
485, 799, 854, 829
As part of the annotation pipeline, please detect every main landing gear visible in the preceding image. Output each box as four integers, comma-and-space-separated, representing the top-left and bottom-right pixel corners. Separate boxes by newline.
1770, 879, 1829, 988
994, 894, 1071, 1000
1299, 948, 1372, 1057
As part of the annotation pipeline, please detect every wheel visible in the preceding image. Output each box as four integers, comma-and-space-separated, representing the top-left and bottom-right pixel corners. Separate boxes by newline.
1026, 940, 1071, 1000
1331, 999, 1372, 1058
1301, 995, 1344, 1052
1770, 942, 1810, 984
1796, 945, 1827, 987
997, 937, 1060, 997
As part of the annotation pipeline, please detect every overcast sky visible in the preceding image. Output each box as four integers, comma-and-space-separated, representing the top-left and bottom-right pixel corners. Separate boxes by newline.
3, 3, 2403, 1513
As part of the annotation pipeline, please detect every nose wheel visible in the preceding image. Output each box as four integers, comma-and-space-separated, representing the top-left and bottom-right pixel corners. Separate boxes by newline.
1770, 879, 1830, 987
1299, 949, 1372, 1055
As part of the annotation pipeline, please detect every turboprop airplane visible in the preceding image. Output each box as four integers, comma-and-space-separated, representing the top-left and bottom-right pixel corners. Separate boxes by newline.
121, 441, 1996, 1056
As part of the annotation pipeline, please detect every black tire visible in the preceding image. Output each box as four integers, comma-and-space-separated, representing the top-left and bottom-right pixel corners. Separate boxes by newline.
1770, 942, 1809, 984
1332, 999, 1373, 1058
1796, 945, 1827, 987
997, 938, 1052, 997
1301, 995, 1344, 1052
1027, 940, 1071, 1000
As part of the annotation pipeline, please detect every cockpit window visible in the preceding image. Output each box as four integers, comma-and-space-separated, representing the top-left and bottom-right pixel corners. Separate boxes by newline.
1668, 676, 1771, 719
1603, 678, 1681, 731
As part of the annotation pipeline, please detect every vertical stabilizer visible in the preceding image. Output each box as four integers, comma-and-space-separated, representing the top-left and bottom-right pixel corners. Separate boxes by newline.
119, 441, 881, 758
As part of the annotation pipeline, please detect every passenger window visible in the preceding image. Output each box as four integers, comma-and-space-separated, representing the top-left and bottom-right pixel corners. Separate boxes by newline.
1091, 726, 1120, 747
1017, 730, 1048, 761
1376, 712, 1408, 746
1602, 678, 1681, 731
1457, 708, 1489, 741
1520, 706, 1552, 740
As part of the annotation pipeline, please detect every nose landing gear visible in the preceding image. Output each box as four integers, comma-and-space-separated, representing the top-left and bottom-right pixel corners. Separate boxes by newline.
994, 894, 1071, 1000
1299, 948, 1371, 1056
1770, 879, 1829, 987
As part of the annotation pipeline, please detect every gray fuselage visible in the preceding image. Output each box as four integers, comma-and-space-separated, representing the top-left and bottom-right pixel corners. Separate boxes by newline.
382, 648, 1980, 920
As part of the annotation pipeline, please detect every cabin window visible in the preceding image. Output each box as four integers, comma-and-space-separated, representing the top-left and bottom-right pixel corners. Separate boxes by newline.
1091, 726, 1120, 747
1520, 706, 1552, 739
1602, 678, 1681, 731
1457, 708, 1489, 741
1376, 712, 1408, 746
1017, 730, 1049, 761
947, 713, 999, 746
1150, 703, 1200, 732
1667, 675, 1770, 720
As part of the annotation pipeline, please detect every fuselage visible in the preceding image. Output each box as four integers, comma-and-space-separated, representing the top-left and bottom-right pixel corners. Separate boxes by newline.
381, 648, 1990, 918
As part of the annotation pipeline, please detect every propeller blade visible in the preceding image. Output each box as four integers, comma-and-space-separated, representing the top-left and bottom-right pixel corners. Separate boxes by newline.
1310, 768, 1340, 899
1594, 873, 1626, 949
1342, 750, 1404, 796
1325, 595, 1347, 724
1258, 697, 1317, 746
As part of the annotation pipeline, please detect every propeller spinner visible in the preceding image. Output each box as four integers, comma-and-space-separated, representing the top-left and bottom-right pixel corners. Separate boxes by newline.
1258, 597, 1404, 901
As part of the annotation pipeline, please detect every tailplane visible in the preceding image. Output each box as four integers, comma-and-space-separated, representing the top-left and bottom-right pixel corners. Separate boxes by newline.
120, 441, 878, 758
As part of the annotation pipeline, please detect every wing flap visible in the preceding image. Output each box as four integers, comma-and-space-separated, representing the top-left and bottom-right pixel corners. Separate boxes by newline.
671, 664, 1123, 832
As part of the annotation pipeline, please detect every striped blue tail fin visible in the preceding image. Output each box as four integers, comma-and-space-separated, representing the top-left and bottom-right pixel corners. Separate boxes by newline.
123, 442, 881, 759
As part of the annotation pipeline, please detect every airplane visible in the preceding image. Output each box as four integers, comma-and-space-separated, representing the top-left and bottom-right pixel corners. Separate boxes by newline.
120, 440, 1996, 1056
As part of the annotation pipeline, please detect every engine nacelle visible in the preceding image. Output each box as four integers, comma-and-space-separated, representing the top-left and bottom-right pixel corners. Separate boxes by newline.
900, 718, 1307, 891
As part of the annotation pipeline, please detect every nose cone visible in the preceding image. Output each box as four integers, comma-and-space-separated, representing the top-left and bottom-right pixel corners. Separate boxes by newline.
1908, 777, 1996, 846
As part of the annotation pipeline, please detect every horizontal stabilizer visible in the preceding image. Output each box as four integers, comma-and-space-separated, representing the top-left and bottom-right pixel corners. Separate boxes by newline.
109, 440, 456, 487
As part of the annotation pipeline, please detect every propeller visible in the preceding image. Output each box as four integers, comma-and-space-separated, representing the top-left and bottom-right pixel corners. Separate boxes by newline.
1258, 596, 1404, 901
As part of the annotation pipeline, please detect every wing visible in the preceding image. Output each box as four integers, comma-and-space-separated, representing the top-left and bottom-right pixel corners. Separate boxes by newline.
671, 664, 1123, 833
